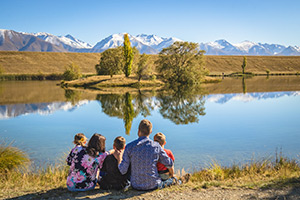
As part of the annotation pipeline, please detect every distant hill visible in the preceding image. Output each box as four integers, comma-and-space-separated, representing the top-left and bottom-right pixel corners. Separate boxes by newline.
1, 29, 300, 55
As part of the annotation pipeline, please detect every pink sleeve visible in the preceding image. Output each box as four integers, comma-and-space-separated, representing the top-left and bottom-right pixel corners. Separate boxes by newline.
97, 152, 109, 169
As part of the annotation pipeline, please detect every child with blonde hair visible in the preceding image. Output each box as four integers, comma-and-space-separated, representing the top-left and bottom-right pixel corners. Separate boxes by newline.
154, 132, 175, 181
67, 133, 87, 161
66, 133, 110, 191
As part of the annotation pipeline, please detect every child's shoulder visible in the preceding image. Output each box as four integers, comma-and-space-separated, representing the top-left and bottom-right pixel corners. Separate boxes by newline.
71, 145, 85, 154
164, 148, 175, 160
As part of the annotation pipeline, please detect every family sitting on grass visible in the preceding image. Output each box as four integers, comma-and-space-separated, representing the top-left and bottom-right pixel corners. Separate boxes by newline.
66, 119, 187, 192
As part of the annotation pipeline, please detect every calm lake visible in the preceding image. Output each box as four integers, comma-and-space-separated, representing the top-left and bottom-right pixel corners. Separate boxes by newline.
1, 76, 300, 172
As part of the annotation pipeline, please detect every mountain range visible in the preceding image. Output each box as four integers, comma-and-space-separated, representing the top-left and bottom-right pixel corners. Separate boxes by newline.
1, 29, 300, 55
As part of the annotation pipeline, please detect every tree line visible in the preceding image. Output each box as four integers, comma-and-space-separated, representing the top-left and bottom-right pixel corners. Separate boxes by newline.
95, 34, 208, 86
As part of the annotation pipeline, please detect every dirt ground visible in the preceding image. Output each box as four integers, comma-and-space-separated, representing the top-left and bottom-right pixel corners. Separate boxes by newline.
6, 186, 300, 200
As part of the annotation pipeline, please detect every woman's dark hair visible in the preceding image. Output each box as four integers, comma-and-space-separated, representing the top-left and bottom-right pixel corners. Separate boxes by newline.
86, 133, 106, 157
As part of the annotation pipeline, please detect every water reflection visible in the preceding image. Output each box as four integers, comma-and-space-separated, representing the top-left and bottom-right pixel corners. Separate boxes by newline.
242, 77, 247, 94
96, 92, 155, 135
65, 89, 82, 105
96, 93, 138, 135
1, 78, 300, 170
157, 86, 206, 124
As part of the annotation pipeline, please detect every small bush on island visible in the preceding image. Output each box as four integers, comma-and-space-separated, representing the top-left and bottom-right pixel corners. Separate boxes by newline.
95, 47, 123, 77
156, 41, 208, 86
62, 63, 82, 81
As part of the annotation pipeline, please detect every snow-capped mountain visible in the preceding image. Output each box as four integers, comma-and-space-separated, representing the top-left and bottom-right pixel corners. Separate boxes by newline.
200, 39, 300, 56
1, 29, 300, 55
92, 33, 182, 54
0, 29, 65, 52
29, 32, 92, 51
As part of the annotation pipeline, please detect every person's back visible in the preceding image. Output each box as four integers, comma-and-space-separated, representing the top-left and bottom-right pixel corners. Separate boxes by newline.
99, 136, 129, 190
118, 119, 173, 190
154, 132, 175, 181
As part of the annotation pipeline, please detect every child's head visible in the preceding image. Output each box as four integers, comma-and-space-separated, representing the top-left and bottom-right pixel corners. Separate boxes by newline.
138, 119, 152, 136
87, 133, 106, 157
73, 133, 87, 146
113, 136, 126, 150
154, 132, 166, 146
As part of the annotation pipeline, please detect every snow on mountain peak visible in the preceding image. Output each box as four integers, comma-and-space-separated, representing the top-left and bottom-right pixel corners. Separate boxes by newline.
234, 40, 258, 52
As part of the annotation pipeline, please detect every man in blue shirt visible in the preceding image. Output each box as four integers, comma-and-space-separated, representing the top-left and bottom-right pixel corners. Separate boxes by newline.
118, 119, 174, 190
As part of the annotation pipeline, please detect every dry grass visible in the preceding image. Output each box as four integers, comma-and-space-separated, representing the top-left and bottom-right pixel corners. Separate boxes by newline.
1, 51, 300, 75
0, 164, 68, 199
189, 156, 300, 190
63, 74, 165, 89
0, 51, 100, 74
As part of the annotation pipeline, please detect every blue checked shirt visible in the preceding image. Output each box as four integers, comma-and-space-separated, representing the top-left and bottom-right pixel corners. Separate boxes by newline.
118, 136, 173, 190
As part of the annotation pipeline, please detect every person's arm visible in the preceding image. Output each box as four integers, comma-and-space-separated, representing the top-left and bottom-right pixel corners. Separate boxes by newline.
158, 147, 173, 169
118, 146, 130, 175
66, 149, 74, 166
168, 166, 174, 177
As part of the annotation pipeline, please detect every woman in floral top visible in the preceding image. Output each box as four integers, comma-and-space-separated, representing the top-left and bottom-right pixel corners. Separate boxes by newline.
66, 133, 109, 191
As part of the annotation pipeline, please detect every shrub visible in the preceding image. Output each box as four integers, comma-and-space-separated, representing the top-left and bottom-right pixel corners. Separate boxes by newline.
0, 143, 29, 173
63, 63, 81, 81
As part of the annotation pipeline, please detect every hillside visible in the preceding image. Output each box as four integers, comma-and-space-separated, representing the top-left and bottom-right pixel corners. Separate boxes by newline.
1, 51, 300, 75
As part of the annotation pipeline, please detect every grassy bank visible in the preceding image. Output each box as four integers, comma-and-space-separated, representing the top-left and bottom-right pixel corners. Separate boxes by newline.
61, 75, 221, 91
1, 143, 299, 199
0, 73, 63, 81
1, 51, 300, 75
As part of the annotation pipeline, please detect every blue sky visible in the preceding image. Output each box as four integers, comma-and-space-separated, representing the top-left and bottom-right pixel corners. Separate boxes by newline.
1, 0, 299, 46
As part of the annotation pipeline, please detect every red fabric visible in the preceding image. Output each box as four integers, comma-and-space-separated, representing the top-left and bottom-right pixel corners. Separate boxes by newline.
157, 149, 175, 172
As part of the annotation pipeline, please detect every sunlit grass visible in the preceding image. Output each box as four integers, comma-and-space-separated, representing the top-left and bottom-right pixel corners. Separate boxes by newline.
0, 143, 68, 199
1, 142, 300, 199
0, 142, 30, 173
189, 155, 300, 189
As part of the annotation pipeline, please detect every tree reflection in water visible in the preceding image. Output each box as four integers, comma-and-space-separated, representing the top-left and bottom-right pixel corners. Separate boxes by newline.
96, 92, 146, 135
96, 86, 207, 134
65, 89, 82, 105
156, 85, 206, 124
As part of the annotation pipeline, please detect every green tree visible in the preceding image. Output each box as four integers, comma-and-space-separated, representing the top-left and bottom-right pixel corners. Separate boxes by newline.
123, 33, 133, 77
137, 53, 149, 81
63, 63, 81, 81
156, 41, 207, 86
131, 46, 140, 74
95, 47, 123, 77
241, 56, 247, 74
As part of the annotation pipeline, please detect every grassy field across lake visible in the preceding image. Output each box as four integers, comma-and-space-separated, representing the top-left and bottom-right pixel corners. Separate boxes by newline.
1, 51, 300, 75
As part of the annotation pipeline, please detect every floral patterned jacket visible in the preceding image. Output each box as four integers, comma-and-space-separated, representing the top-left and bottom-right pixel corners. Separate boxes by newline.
66, 146, 108, 191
